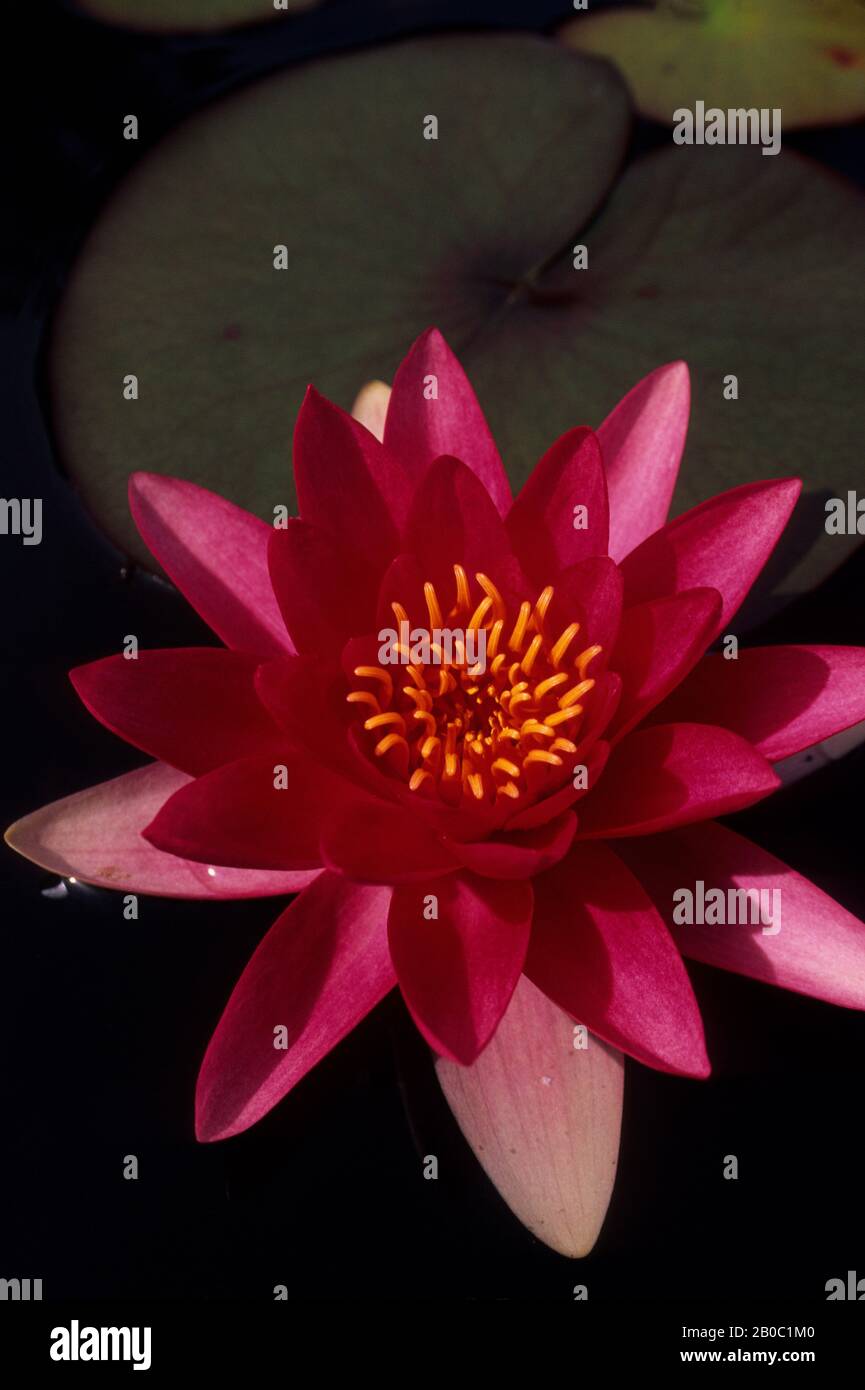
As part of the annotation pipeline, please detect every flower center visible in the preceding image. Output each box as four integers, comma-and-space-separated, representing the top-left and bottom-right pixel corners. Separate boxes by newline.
347, 565, 602, 808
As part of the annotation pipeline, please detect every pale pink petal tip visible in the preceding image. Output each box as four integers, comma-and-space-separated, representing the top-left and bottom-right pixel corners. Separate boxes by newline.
436, 976, 624, 1257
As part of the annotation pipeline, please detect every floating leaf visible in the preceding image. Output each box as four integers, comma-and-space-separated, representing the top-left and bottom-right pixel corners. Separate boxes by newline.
50, 33, 865, 603
50, 35, 630, 563
75, 0, 319, 32
560, 0, 865, 129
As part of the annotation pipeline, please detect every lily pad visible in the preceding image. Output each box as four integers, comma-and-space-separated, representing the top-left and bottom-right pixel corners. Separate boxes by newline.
560, 0, 865, 129
50, 32, 865, 604
74, 0, 319, 33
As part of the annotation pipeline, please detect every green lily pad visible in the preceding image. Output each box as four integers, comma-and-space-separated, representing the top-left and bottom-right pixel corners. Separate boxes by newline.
75, 0, 319, 33
560, 0, 865, 129
50, 32, 865, 607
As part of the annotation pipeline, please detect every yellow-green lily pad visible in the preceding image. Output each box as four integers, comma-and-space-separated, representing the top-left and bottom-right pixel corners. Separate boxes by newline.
560, 0, 865, 129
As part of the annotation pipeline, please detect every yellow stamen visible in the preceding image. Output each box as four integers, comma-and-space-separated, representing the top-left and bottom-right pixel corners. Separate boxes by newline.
346, 691, 380, 714
550, 622, 581, 668
576, 644, 603, 680
424, 581, 443, 631
492, 758, 520, 778
467, 773, 485, 801
468, 595, 493, 631
364, 712, 406, 735
486, 618, 504, 662
476, 573, 506, 621
521, 719, 555, 738
524, 749, 563, 767
558, 678, 596, 709
521, 633, 543, 675
508, 601, 532, 652
533, 672, 568, 700
453, 564, 471, 614
375, 732, 409, 760
347, 563, 603, 810
354, 665, 393, 702
546, 706, 582, 727
533, 585, 554, 631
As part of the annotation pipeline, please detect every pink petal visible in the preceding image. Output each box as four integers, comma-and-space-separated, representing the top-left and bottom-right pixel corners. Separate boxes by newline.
350, 379, 391, 442
527, 842, 710, 1076
445, 812, 577, 879
70, 648, 279, 776
268, 521, 378, 655
128, 473, 292, 657
293, 386, 408, 569
618, 821, 865, 1010
506, 428, 609, 584
620, 478, 801, 640
320, 800, 458, 884
575, 723, 780, 839
196, 873, 394, 1141
388, 873, 532, 1063
599, 361, 690, 563
384, 327, 511, 514
607, 587, 722, 742
143, 750, 358, 870
648, 645, 865, 762
403, 454, 524, 603
436, 975, 623, 1256
4, 762, 317, 898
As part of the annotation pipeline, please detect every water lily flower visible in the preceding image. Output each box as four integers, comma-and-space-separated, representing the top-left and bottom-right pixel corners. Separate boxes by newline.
8, 329, 865, 1256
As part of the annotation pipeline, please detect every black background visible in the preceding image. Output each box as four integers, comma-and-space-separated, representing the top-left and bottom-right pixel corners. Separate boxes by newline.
2, 0, 864, 1301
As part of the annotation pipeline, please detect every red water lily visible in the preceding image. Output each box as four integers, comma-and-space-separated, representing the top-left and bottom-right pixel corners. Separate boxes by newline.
8, 329, 865, 1255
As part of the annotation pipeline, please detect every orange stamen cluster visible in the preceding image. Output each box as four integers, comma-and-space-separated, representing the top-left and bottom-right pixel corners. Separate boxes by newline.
348, 565, 602, 808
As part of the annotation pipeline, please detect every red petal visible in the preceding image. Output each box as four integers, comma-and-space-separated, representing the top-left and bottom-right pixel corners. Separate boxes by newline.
143, 751, 357, 870
618, 822, 865, 1011
528, 843, 710, 1076
436, 976, 623, 1256
599, 361, 690, 563
384, 327, 511, 514
551, 555, 624, 654
320, 800, 458, 883
293, 386, 407, 571
196, 873, 394, 1140
268, 521, 378, 655
128, 473, 291, 657
607, 587, 722, 742
649, 645, 865, 762
403, 454, 524, 603
445, 812, 577, 879
70, 648, 278, 776
4, 762, 317, 898
504, 740, 611, 832
388, 873, 532, 1063
620, 478, 801, 640
575, 723, 780, 839
506, 427, 609, 584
